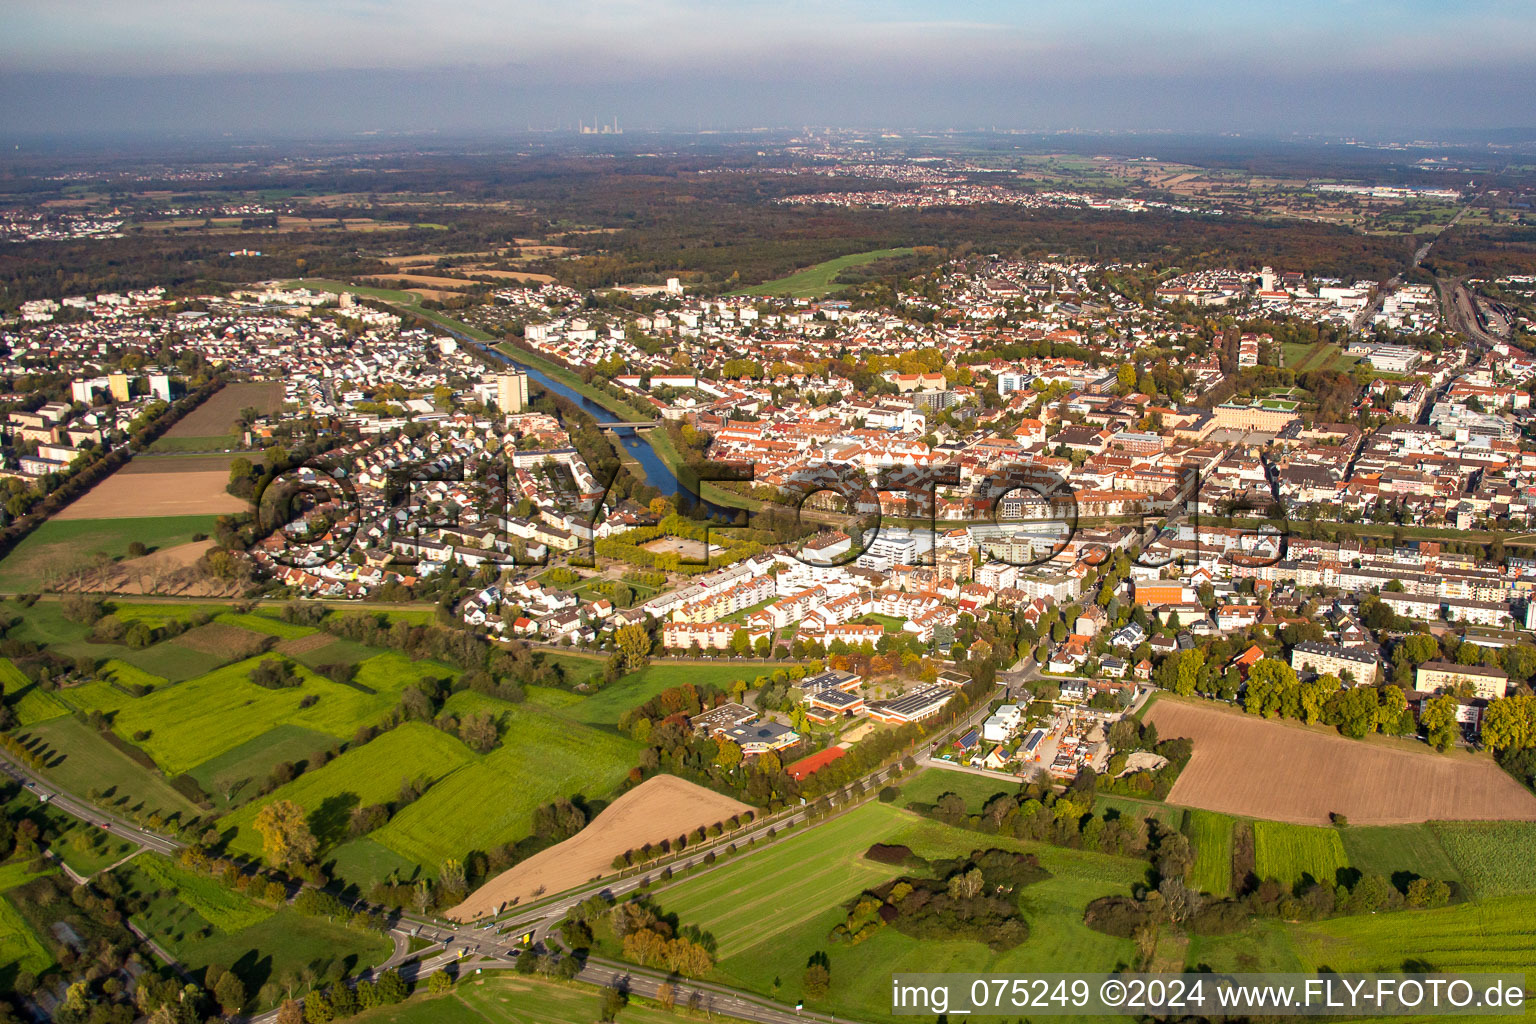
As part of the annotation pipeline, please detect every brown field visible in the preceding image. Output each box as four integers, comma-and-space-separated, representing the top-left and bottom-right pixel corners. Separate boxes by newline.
361, 273, 476, 291
274, 633, 334, 657
163, 381, 284, 438
459, 268, 556, 284
175, 622, 270, 658
1147, 699, 1536, 825
381, 251, 498, 266
55, 471, 247, 519
449, 775, 751, 921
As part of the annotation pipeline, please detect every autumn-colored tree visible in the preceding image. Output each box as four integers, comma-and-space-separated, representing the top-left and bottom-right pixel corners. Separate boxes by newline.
715, 737, 743, 771
253, 799, 317, 867
615, 624, 651, 671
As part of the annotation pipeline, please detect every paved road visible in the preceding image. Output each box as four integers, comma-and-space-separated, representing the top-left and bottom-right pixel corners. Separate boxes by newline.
0, 754, 180, 856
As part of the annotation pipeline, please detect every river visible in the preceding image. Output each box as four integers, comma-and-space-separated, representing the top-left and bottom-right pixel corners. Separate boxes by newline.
457, 334, 732, 515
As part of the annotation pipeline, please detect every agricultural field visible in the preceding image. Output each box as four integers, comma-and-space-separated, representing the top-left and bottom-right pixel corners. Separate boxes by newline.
650, 801, 1145, 1017
1184, 809, 1235, 897
0, 657, 69, 725
188, 723, 340, 810
157, 380, 283, 440
54, 470, 246, 519
1339, 823, 1464, 889
369, 708, 642, 868
1253, 821, 1350, 890
0, 515, 223, 590
550, 660, 803, 727
1429, 822, 1536, 898
452, 775, 751, 920
20, 715, 205, 823
1148, 699, 1536, 824
79, 653, 443, 775
221, 723, 479, 858
127, 853, 274, 932
1289, 892, 1536, 975
340, 973, 713, 1024
735, 248, 916, 298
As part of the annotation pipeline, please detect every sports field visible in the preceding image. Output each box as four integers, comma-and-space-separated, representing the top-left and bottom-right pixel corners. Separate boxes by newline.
1253, 821, 1350, 889
1148, 699, 1536, 824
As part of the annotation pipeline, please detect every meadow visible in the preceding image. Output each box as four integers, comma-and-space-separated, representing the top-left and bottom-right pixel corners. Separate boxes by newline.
84, 652, 450, 775
0, 657, 69, 726
370, 707, 642, 868
896, 767, 1020, 812
0, 894, 53, 983
1339, 823, 1464, 888
21, 715, 204, 823
1429, 822, 1536, 898
189, 723, 341, 809
1184, 809, 1235, 897
1253, 821, 1350, 890
128, 853, 274, 933
220, 723, 479, 857
650, 801, 1145, 1016
338, 973, 705, 1024
734, 248, 916, 298
0, 515, 223, 589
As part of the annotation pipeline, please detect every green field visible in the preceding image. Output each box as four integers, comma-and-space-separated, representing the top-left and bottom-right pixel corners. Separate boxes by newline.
1429, 822, 1536, 898
221, 723, 479, 857
651, 801, 1144, 1015
88, 653, 446, 775
283, 636, 380, 669
1339, 823, 1464, 889
1253, 821, 1350, 890
0, 516, 223, 590
0, 860, 55, 894
1092, 794, 1185, 832
896, 767, 1020, 813
343, 973, 716, 1024
22, 715, 204, 822
97, 658, 169, 692
128, 853, 274, 932
735, 248, 916, 298
1290, 893, 1536, 974
0, 657, 69, 725
1185, 810, 1235, 897
0, 893, 53, 982
370, 707, 642, 867
553, 661, 802, 727
188, 723, 340, 809
215, 611, 317, 639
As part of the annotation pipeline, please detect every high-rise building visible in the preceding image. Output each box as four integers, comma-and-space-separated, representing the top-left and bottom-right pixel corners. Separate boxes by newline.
108, 372, 131, 402
497, 372, 529, 413
147, 373, 171, 402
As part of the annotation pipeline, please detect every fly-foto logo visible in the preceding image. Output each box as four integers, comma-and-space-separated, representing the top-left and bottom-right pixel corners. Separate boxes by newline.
255, 454, 1289, 574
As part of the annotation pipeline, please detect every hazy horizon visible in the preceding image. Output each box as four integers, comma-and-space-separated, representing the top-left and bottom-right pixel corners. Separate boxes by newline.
5, 0, 1536, 139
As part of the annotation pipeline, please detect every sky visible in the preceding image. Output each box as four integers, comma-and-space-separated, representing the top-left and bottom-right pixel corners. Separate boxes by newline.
4, 0, 1535, 138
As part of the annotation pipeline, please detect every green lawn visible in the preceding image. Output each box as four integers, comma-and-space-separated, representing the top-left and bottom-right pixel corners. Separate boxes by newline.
370, 707, 641, 868
555, 661, 802, 727
1429, 822, 1536, 898
1253, 821, 1350, 890
326, 837, 421, 892
1339, 823, 1464, 889
145, 434, 241, 453
896, 767, 1020, 812
1185, 809, 1235, 897
0, 516, 223, 590
21, 715, 205, 823
734, 248, 916, 299
220, 723, 479, 859
650, 801, 1146, 1016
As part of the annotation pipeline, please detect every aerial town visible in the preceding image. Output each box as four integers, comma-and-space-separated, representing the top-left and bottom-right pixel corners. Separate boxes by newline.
3, 18, 1536, 1019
